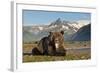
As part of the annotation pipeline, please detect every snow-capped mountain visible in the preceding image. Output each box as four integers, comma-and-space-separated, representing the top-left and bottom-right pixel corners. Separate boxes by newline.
25, 18, 90, 33
23, 18, 90, 42
45, 18, 90, 32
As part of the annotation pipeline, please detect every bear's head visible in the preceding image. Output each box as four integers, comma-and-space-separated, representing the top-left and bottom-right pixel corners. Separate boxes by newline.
48, 31, 65, 52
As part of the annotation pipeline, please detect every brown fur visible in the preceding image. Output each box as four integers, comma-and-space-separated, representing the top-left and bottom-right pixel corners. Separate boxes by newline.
32, 31, 66, 56
49, 31, 66, 56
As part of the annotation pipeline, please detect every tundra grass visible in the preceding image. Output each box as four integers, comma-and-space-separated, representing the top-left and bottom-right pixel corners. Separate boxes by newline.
23, 41, 91, 63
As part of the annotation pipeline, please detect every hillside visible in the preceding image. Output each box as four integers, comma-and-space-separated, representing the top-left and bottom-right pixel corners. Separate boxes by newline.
71, 24, 91, 41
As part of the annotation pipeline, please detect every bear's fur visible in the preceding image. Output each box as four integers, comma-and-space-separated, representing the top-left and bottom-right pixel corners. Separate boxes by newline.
32, 31, 66, 56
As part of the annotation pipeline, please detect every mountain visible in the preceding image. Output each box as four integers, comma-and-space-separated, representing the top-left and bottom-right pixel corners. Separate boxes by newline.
49, 18, 62, 26
23, 26, 49, 42
48, 18, 78, 32
23, 18, 90, 42
48, 18, 89, 33
71, 24, 91, 41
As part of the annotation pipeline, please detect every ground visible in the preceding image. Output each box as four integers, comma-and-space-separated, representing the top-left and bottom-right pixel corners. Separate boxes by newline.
23, 41, 91, 63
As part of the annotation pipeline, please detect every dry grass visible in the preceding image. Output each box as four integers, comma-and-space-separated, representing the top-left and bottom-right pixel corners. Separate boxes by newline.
23, 41, 91, 63
23, 53, 90, 63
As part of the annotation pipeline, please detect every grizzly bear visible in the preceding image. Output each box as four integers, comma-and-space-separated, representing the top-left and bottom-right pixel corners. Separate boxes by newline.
32, 31, 66, 56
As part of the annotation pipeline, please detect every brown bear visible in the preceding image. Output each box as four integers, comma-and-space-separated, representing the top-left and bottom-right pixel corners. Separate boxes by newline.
32, 31, 66, 56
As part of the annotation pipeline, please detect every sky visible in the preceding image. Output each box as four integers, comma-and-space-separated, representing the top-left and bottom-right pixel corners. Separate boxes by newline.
23, 10, 91, 26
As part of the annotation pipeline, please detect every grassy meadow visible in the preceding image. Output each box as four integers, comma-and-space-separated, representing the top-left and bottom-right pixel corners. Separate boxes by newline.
23, 41, 91, 63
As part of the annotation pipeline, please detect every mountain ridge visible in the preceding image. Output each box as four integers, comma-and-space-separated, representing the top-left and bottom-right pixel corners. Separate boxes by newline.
71, 24, 91, 41
23, 18, 90, 42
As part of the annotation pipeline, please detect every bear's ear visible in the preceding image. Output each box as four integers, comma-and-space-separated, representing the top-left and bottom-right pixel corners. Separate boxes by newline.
60, 30, 64, 35
49, 31, 53, 35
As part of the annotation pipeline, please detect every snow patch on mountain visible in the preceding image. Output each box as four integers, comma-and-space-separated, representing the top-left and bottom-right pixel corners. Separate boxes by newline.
24, 18, 90, 36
